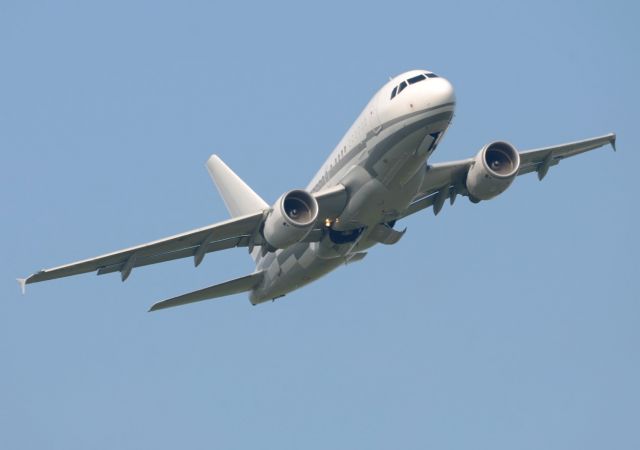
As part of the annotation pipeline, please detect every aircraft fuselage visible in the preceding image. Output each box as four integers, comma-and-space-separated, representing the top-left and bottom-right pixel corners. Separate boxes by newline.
251, 70, 456, 303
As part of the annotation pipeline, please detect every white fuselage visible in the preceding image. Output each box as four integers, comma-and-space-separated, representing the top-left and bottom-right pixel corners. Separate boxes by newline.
250, 70, 456, 303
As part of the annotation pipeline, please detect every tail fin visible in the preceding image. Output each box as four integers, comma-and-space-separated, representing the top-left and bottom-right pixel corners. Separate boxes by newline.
206, 155, 269, 217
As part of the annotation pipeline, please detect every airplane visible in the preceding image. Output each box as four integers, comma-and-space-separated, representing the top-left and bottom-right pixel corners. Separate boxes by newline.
19, 69, 616, 312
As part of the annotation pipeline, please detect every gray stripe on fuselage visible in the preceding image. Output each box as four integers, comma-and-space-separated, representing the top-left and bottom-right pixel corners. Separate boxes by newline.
378, 102, 455, 135
364, 110, 454, 175
312, 102, 455, 192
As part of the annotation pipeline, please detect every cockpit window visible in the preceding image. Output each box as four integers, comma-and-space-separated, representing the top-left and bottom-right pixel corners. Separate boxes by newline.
407, 74, 426, 84
390, 72, 439, 101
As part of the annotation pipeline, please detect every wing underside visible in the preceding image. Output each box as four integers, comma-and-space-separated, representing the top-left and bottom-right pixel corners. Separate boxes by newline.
401, 133, 616, 219
24, 212, 264, 285
21, 184, 348, 288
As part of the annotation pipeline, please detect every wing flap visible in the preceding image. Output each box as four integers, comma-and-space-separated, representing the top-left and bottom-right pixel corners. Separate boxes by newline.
148, 271, 264, 311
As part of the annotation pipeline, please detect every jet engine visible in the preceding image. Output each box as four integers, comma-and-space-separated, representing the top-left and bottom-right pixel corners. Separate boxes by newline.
466, 141, 520, 201
263, 189, 319, 249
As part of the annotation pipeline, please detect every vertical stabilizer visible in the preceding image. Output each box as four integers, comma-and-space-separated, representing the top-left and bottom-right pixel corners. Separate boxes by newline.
206, 155, 269, 217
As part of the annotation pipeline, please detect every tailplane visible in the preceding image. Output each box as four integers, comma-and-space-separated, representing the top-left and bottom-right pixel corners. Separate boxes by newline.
206, 155, 268, 217
149, 271, 264, 311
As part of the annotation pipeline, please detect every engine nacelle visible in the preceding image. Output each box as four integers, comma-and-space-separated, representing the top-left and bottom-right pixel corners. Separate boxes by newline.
466, 141, 520, 201
263, 189, 319, 249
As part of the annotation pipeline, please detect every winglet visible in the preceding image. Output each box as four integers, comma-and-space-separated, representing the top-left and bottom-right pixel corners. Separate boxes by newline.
17, 278, 27, 295
610, 133, 617, 152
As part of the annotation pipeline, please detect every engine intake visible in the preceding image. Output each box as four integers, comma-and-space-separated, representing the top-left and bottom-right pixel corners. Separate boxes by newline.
263, 189, 319, 249
466, 141, 520, 201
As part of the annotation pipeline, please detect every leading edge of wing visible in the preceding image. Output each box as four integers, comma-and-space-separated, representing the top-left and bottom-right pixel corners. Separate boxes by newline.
518, 132, 616, 177
19, 185, 348, 292
520, 132, 616, 161
21, 211, 265, 286
400, 132, 616, 220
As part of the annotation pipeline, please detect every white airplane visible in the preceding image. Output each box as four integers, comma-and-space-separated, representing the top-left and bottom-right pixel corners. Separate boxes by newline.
20, 70, 616, 311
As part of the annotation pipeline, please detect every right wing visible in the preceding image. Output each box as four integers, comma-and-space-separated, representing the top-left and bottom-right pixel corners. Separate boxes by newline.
400, 133, 616, 219
517, 133, 616, 178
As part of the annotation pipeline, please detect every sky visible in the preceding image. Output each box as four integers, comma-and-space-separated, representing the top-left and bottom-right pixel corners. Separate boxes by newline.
1, 1, 638, 449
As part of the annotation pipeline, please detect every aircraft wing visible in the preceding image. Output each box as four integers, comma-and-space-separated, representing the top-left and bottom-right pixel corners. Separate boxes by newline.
401, 133, 616, 218
20, 184, 348, 290
21, 212, 265, 288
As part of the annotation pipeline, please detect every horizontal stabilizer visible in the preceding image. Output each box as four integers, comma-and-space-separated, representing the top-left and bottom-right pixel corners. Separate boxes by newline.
148, 271, 264, 312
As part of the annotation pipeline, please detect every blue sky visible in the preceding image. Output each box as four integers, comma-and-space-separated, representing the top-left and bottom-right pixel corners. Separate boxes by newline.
1, 1, 638, 449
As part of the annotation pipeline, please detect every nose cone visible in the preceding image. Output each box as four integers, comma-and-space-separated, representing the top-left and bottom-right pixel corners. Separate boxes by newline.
429, 77, 456, 106
375, 71, 456, 124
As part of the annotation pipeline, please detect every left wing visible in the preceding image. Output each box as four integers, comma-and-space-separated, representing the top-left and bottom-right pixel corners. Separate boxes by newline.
21, 211, 265, 288
401, 133, 616, 219
20, 184, 349, 290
